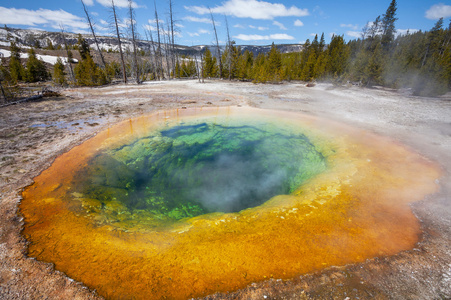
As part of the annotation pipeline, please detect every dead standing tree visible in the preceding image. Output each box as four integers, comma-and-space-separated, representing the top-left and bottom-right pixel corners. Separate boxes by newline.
111, 0, 127, 83
225, 15, 232, 81
154, 1, 164, 80
210, 8, 222, 79
168, 0, 178, 79
59, 25, 75, 82
144, 27, 158, 80
128, 0, 140, 84
163, 23, 171, 78
81, 0, 107, 69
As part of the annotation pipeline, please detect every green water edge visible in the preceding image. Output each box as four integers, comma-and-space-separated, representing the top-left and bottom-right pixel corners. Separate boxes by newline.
66, 117, 329, 231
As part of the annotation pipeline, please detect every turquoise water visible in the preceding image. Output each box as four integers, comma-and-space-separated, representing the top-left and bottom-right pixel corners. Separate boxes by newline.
72, 121, 327, 223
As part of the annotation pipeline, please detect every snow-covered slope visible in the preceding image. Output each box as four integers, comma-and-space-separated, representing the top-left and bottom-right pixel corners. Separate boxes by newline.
0, 27, 304, 56
0, 49, 77, 65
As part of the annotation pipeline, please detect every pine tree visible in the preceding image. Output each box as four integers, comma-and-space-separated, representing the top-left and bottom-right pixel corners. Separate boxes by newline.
300, 51, 317, 81
237, 50, 253, 80
381, 0, 398, 50
327, 35, 349, 79
8, 42, 24, 83
267, 43, 282, 81
25, 48, 49, 82
252, 53, 267, 82
53, 57, 67, 86
78, 34, 91, 60
202, 48, 217, 78
365, 43, 383, 86
74, 35, 109, 86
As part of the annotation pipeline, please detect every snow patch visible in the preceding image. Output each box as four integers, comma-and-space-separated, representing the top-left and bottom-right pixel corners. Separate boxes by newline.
0, 49, 77, 65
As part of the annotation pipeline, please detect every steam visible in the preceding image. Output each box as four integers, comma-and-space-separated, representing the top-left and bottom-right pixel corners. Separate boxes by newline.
77, 121, 327, 219
183, 153, 288, 213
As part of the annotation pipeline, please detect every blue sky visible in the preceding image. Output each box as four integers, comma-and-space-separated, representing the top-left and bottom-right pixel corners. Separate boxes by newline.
0, 0, 450, 46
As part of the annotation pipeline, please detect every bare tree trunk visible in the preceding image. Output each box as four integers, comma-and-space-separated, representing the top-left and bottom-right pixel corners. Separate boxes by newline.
164, 23, 171, 79
128, 0, 140, 84
59, 25, 75, 82
81, 0, 107, 69
144, 29, 157, 80
195, 52, 204, 83
168, 0, 177, 79
225, 15, 232, 81
111, 0, 127, 83
210, 9, 222, 78
154, 1, 164, 80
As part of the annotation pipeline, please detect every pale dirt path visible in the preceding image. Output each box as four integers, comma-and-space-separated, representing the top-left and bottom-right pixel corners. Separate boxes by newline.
0, 80, 450, 299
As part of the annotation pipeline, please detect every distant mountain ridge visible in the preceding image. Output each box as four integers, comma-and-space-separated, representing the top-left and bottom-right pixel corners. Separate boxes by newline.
0, 27, 304, 56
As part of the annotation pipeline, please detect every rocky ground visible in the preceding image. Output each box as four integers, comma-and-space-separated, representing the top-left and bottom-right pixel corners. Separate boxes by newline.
0, 80, 450, 299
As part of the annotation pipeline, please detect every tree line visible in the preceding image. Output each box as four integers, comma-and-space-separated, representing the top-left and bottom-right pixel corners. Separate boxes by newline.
0, 0, 449, 101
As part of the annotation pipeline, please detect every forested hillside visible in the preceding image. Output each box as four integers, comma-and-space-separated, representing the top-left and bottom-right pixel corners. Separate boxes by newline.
0, 0, 449, 99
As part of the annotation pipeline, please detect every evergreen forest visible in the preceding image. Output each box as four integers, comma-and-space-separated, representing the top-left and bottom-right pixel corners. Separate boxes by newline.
0, 0, 450, 98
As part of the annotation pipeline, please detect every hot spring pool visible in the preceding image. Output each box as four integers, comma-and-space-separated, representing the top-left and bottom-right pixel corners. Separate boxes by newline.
20, 107, 440, 299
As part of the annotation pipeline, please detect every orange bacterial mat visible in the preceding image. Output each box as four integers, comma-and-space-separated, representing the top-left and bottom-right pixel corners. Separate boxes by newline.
20, 107, 441, 299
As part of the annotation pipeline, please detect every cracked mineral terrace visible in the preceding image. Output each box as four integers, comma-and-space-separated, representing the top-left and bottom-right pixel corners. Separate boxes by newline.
0, 80, 450, 299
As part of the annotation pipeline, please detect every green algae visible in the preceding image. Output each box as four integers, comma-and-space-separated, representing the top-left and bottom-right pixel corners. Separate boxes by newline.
70, 120, 327, 229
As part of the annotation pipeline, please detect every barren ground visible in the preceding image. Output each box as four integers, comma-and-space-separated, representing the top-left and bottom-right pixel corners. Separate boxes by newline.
0, 80, 450, 299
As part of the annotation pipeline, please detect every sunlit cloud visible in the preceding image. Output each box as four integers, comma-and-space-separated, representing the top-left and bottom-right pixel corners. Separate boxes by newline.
340, 23, 359, 30
294, 19, 304, 27
425, 3, 451, 20
273, 21, 287, 30
185, 0, 308, 20
187, 29, 210, 37
396, 28, 419, 36
96, 0, 137, 9
183, 16, 213, 24
0, 7, 88, 31
234, 33, 295, 41
346, 31, 361, 38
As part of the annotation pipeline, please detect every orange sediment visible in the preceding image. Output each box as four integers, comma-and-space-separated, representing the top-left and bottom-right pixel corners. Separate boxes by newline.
20, 107, 441, 299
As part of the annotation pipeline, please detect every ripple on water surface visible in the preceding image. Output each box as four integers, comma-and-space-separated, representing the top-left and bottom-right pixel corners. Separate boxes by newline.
21, 107, 441, 300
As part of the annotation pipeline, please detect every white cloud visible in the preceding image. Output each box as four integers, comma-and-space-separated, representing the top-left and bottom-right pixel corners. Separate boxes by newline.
234, 24, 245, 29
273, 21, 287, 30
183, 16, 213, 24
83, 0, 95, 5
0, 7, 88, 30
234, 33, 295, 41
147, 18, 165, 25
294, 19, 304, 27
185, 0, 309, 20
96, 0, 137, 8
249, 25, 267, 30
143, 24, 155, 31
187, 29, 210, 37
396, 28, 419, 36
340, 23, 358, 30
346, 31, 361, 38
425, 3, 451, 19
